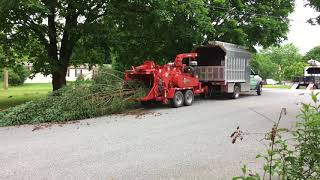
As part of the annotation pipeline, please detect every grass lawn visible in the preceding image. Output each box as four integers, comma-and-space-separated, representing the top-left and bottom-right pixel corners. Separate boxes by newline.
0, 82, 51, 110
263, 84, 291, 89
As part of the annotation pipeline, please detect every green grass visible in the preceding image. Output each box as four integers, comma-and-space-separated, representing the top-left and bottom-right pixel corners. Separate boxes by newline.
263, 84, 291, 89
0, 82, 51, 110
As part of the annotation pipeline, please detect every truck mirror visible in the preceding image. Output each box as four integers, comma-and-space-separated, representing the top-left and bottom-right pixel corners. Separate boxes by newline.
190, 61, 198, 66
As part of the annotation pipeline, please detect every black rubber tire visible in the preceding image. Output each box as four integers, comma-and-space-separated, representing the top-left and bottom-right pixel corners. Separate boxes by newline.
230, 85, 240, 99
184, 90, 194, 106
257, 84, 262, 96
170, 91, 184, 108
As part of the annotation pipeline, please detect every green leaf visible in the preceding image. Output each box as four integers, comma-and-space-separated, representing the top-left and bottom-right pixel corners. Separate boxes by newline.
242, 165, 247, 174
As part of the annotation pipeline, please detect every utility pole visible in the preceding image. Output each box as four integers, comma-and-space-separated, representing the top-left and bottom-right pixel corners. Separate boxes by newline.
3, 67, 8, 90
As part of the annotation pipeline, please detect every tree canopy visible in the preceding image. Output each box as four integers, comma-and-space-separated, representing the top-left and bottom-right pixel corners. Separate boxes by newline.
0, 33, 30, 69
251, 44, 306, 82
306, 0, 320, 25
0, 0, 109, 90
305, 45, 320, 61
108, 0, 295, 70
0, 0, 295, 90
206, 0, 295, 48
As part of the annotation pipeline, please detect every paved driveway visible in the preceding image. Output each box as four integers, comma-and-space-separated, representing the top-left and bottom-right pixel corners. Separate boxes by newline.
0, 89, 312, 179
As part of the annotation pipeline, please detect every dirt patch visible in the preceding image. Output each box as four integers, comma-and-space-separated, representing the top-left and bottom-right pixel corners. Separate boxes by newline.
30, 109, 162, 132
32, 120, 80, 132
120, 108, 162, 119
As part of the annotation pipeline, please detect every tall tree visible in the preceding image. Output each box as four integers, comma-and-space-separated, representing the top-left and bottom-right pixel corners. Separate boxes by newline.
106, 0, 213, 70
0, 0, 295, 90
207, 0, 295, 48
107, 0, 295, 70
0, 0, 109, 90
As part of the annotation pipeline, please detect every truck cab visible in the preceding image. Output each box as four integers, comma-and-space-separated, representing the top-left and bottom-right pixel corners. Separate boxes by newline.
250, 70, 263, 95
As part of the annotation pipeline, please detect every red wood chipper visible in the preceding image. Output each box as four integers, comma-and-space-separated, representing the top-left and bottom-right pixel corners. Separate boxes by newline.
125, 53, 205, 108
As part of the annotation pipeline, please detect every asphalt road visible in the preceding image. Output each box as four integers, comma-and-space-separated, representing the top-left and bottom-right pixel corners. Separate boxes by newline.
0, 89, 313, 180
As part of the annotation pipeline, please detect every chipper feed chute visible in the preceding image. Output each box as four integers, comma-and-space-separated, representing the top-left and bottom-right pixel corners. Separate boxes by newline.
124, 61, 160, 102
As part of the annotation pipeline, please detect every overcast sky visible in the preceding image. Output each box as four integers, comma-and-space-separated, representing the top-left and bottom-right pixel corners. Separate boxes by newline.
284, 0, 320, 54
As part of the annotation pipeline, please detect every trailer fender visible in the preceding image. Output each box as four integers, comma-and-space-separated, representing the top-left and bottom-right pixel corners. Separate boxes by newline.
167, 88, 176, 99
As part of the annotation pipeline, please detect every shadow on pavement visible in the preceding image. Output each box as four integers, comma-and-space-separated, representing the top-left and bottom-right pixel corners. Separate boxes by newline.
136, 92, 259, 110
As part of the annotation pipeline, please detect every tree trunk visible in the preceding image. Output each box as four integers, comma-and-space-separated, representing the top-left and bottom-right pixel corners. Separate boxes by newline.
45, 1, 78, 91
3, 67, 8, 90
52, 67, 67, 91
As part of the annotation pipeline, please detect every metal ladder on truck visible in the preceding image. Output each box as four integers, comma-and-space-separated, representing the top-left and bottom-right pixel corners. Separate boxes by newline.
306, 83, 316, 90
291, 83, 299, 90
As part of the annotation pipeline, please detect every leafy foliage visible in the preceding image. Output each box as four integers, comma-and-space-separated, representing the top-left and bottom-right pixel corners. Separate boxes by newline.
0, 0, 295, 89
251, 44, 306, 81
206, 0, 294, 49
7, 65, 30, 86
106, 0, 295, 71
306, 0, 320, 25
105, 0, 213, 70
0, 33, 32, 70
304, 45, 320, 61
234, 93, 320, 180
250, 53, 277, 81
289, 93, 320, 179
0, 0, 111, 90
0, 66, 148, 126
232, 164, 261, 180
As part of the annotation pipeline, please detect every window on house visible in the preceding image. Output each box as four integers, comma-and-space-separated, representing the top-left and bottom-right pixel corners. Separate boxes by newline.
75, 69, 83, 77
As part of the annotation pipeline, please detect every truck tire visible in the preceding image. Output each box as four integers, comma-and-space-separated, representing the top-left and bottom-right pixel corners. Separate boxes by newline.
170, 91, 184, 108
184, 90, 194, 106
230, 85, 240, 99
257, 84, 262, 96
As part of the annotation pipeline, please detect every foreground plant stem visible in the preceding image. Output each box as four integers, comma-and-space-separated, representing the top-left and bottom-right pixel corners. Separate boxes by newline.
268, 108, 286, 180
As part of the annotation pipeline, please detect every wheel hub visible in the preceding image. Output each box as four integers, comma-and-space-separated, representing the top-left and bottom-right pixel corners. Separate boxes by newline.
186, 93, 192, 103
175, 93, 183, 105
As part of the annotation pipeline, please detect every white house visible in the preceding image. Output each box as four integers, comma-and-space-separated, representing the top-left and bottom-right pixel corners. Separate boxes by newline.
25, 63, 98, 83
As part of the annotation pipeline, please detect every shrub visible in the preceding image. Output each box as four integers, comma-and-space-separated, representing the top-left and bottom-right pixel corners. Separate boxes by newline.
8, 66, 30, 86
0, 67, 148, 127
233, 92, 320, 180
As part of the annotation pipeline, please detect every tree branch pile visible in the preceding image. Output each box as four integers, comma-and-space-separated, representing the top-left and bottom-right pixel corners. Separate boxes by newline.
0, 67, 149, 127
